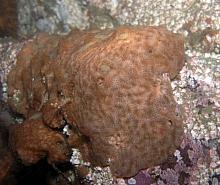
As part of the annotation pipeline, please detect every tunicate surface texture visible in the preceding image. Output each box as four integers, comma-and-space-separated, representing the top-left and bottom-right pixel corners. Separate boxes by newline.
7, 26, 185, 177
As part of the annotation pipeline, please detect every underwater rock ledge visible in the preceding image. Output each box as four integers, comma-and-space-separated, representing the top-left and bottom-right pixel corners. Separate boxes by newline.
7, 26, 185, 178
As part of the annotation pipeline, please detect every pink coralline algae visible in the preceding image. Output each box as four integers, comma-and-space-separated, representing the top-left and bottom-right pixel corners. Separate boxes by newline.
7, 26, 185, 177
126, 134, 209, 185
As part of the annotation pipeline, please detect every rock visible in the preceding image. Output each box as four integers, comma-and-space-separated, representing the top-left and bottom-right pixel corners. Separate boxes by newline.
7, 26, 185, 177
0, 102, 15, 185
0, 0, 17, 37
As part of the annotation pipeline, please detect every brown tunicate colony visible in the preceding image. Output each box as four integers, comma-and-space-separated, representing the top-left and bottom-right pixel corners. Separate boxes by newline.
7, 26, 185, 177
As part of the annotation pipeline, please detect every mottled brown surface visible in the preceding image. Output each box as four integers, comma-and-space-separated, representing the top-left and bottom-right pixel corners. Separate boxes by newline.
10, 119, 70, 165
0, 0, 17, 37
0, 151, 13, 185
7, 26, 185, 177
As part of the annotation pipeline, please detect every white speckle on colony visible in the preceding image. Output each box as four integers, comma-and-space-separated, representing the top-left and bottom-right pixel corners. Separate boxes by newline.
62, 124, 71, 136
128, 178, 136, 185
70, 148, 82, 165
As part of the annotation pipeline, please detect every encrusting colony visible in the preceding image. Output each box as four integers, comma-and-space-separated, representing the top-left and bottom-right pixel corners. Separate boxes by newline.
7, 26, 185, 178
